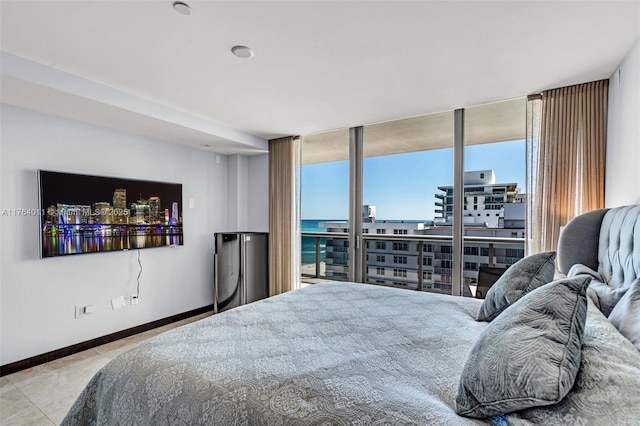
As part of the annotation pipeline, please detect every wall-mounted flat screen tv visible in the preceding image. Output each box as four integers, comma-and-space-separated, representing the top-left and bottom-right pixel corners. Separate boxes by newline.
38, 170, 183, 258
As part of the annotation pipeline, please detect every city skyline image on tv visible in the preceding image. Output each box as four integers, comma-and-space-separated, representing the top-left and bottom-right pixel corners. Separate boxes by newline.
38, 170, 183, 258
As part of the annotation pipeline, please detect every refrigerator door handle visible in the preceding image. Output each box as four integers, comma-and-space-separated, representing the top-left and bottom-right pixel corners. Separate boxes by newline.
213, 252, 219, 314
240, 236, 246, 305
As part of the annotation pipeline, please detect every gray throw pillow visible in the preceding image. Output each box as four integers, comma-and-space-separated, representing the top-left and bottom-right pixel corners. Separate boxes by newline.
477, 251, 556, 322
608, 278, 640, 351
456, 276, 590, 419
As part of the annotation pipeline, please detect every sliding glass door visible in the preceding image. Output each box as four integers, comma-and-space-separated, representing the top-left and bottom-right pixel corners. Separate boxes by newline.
462, 99, 527, 297
362, 111, 454, 293
300, 129, 350, 281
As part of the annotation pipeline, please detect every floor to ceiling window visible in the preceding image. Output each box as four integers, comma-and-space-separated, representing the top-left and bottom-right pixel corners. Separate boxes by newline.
462, 99, 527, 297
300, 98, 527, 295
362, 111, 454, 293
300, 129, 350, 281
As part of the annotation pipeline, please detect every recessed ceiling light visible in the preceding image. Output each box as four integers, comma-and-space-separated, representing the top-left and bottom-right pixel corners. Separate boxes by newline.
231, 45, 254, 59
173, 2, 191, 15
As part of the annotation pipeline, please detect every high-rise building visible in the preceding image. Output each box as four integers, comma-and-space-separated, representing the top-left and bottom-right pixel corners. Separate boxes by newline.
93, 202, 111, 224
363, 205, 376, 223
435, 170, 521, 228
112, 188, 129, 224
319, 170, 526, 294
149, 196, 161, 224
131, 199, 150, 224
170, 202, 179, 225
112, 188, 126, 209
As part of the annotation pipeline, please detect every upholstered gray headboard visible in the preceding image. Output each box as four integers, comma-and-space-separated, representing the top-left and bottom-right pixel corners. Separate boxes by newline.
557, 208, 609, 275
557, 205, 640, 286
598, 205, 640, 287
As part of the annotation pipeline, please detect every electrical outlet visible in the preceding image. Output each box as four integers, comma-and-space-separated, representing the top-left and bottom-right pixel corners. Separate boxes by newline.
131, 295, 139, 305
75, 306, 85, 319
111, 295, 126, 310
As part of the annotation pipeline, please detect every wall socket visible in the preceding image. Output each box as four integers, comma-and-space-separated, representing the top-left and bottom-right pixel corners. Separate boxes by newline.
131, 295, 139, 305
111, 295, 126, 310
75, 306, 85, 319
75, 305, 94, 318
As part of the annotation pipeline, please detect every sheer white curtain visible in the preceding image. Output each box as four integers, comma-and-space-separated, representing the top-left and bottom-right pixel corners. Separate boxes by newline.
268, 136, 301, 295
526, 95, 543, 255
526, 80, 608, 255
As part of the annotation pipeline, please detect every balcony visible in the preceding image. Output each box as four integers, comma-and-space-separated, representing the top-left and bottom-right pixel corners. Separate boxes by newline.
495, 256, 521, 265
434, 253, 452, 260
327, 246, 348, 253
301, 232, 525, 296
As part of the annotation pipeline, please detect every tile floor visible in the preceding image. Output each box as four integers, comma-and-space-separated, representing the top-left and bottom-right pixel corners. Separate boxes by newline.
0, 312, 213, 426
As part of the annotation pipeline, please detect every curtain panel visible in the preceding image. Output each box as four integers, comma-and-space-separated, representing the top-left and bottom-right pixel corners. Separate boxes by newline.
526, 79, 608, 255
268, 136, 301, 296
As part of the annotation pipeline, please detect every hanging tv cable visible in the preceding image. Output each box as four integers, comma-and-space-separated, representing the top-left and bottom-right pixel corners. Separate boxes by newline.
134, 249, 142, 303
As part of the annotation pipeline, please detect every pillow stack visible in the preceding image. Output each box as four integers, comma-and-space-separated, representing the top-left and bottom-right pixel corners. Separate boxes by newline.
456, 251, 592, 419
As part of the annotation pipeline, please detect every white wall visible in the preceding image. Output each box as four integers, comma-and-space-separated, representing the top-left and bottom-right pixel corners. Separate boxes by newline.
606, 38, 640, 207
227, 154, 249, 230
247, 154, 269, 232
225, 154, 269, 232
0, 105, 229, 365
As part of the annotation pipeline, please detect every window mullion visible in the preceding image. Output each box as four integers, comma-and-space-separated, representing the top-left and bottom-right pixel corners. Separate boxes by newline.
452, 109, 465, 296
349, 126, 364, 282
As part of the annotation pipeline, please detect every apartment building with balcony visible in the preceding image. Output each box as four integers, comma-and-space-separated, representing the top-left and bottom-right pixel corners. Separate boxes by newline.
320, 172, 526, 293
435, 170, 522, 228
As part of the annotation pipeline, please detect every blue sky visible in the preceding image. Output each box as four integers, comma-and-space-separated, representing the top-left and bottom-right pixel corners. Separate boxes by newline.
301, 139, 525, 220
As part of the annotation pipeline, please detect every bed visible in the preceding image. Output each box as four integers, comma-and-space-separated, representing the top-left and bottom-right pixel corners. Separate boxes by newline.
62, 206, 640, 425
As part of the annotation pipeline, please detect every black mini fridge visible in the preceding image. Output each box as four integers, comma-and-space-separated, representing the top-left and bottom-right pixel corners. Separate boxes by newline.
214, 232, 269, 313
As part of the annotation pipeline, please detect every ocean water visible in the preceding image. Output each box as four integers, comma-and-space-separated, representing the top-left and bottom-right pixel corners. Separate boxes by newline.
300, 219, 430, 265
301, 219, 335, 233
301, 219, 338, 265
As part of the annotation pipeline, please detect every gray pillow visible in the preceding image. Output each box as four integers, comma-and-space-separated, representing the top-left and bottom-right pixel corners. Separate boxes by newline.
608, 278, 640, 351
477, 251, 556, 322
456, 276, 590, 419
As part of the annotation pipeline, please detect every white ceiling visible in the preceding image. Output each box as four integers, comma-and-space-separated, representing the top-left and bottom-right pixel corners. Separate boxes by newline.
1, 1, 638, 155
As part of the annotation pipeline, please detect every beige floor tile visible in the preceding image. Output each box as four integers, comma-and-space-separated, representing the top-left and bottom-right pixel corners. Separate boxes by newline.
44, 349, 103, 372
93, 332, 151, 359
163, 312, 214, 330
0, 380, 54, 426
1, 313, 207, 426
5, 364, 53, 387
47, 406, 72, 425
0, 377, 14, 394
16, 354, 110, 420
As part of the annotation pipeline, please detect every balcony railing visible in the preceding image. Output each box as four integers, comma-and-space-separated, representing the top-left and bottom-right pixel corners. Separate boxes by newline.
301, 231, 525, 296
434, 252, 452, 260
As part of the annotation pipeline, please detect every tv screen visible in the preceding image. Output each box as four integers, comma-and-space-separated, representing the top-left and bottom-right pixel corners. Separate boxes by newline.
38, 170, 183, 258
